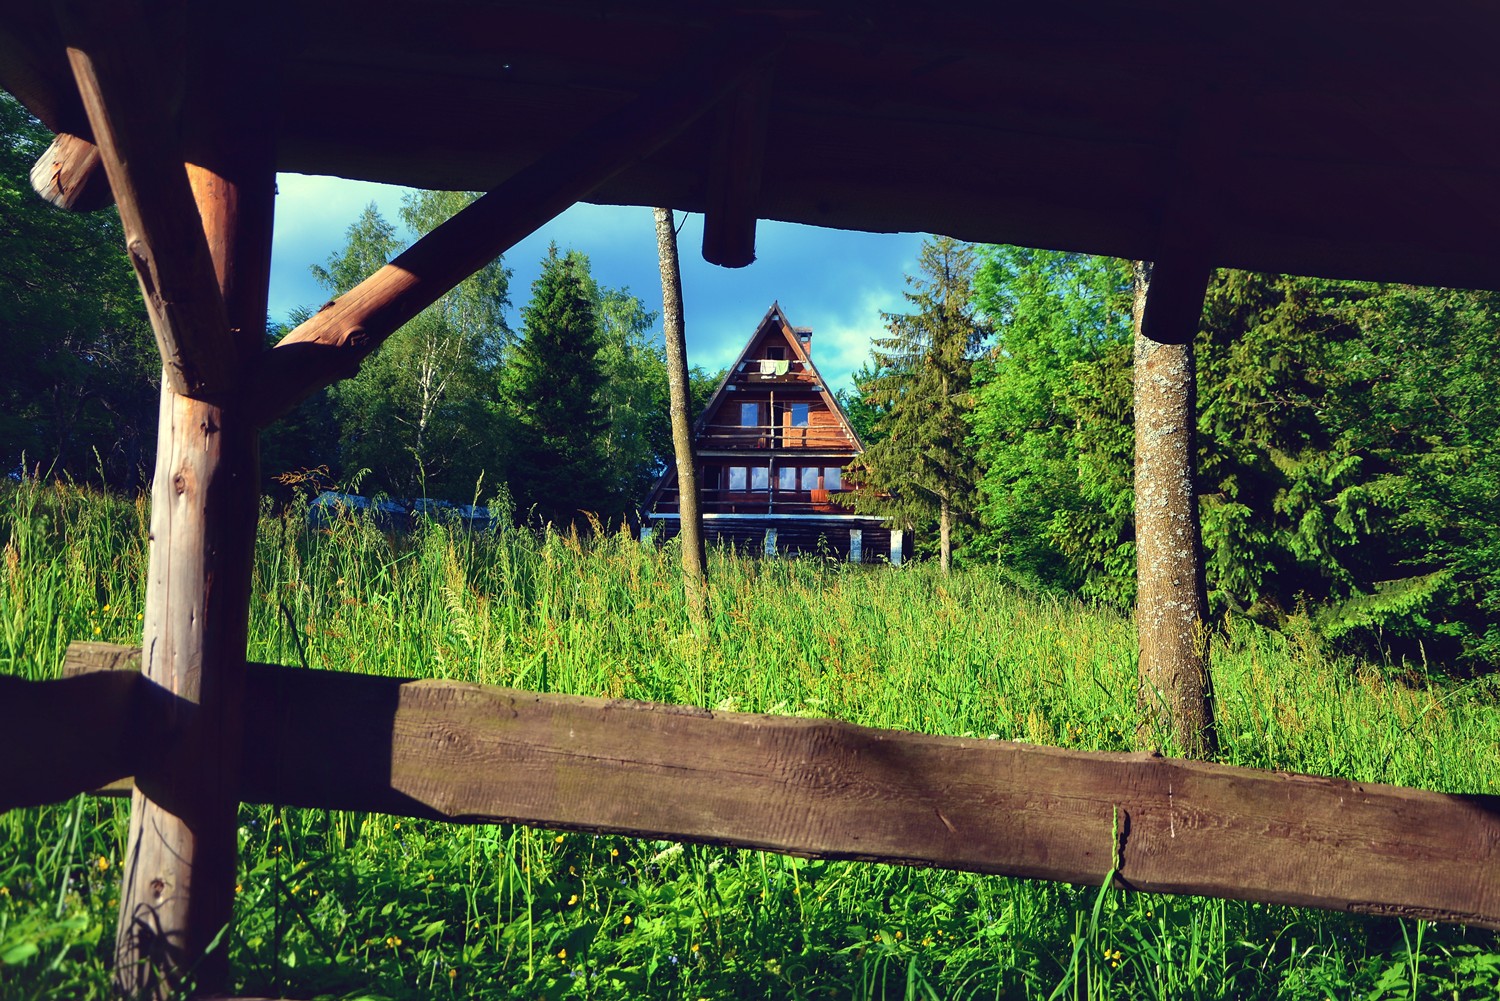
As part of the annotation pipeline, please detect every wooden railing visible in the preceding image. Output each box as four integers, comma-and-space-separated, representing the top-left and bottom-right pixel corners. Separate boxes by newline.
3, 642, 1497, 930
696, 422, 854, 450
652, 485, 853, 515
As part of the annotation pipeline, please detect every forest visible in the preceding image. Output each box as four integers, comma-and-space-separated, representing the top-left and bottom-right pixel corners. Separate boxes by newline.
3, 89, 1497, 676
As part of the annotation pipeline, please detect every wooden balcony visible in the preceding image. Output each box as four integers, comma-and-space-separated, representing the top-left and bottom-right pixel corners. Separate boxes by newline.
652, 485, 856, 516
733, 357, 814, 384
696, 422, 854, 451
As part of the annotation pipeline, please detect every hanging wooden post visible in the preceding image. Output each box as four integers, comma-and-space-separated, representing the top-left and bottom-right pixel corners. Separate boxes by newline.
702, 68, 772, 268
57, 2, 275, 994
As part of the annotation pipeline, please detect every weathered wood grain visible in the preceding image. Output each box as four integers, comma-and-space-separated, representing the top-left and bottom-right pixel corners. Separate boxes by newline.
55, 0, 237, 399
59, 644, 1500, 929
249, 24, 782, 426
0, 670, 156, 811
29, 132, 112, 211
94, 17, 276, 993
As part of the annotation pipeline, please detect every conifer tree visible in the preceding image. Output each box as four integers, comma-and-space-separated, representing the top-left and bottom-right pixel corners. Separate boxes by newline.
842, 236, 990, 572
504, 244, 610, 526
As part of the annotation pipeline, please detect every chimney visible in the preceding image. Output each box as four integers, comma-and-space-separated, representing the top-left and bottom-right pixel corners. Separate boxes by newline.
794, 326, 813, 354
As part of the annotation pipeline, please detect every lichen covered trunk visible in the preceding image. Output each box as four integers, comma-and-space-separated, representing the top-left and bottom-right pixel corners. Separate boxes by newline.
1132, 260, 1218, 758
654, 207, 708, 626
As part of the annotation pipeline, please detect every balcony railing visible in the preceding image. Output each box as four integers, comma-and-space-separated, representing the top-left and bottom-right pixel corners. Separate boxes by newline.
697, 422, 853, 450
735, 358, 811, 381
652, 486, 855, 515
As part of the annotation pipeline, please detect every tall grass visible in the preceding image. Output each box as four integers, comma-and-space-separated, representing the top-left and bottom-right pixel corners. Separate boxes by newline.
1, 480, 1496, 999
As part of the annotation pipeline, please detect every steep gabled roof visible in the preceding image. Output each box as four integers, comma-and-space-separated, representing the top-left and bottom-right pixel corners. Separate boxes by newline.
691, 301, 860, 443
642, 302, 866, 515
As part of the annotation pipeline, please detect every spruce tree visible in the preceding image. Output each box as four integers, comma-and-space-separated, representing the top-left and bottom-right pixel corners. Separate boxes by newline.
504, 244, 610, 527
842, 236, 990, 572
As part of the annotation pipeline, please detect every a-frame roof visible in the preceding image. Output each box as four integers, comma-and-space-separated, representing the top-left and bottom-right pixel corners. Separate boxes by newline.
642, 302, 865, 515
692, 301, 863, 446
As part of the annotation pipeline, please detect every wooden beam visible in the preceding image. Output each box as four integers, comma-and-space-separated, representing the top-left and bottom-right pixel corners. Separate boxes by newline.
63, 645, 1500, 929
249, 23, 783, 427
90, 8, 277, 994
1136, 252, 1213, 346
30, 132, 112, 211
0, 669, 158, 811
56, 0, 238, 399
701, 66, 773, 268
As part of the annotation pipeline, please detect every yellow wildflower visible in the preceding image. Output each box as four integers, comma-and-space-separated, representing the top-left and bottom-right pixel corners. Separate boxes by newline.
557, 947, 567, 960
567, 894, 578, 906
554, 834, 565, 844
97, 856, 110, 871
622, 915, 632, 925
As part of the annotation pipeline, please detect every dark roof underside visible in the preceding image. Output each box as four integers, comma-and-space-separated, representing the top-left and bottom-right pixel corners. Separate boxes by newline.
6, 1, 1500, 288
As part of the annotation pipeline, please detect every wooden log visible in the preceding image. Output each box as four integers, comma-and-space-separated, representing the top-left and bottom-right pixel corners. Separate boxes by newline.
702, 66, 773, 268
55, 0, 237, 399
30, 132, 113, 211
62, 644, 1500, 929
100, 11, 275, 994
250, 23, 783, 427
0, 669, 158, 811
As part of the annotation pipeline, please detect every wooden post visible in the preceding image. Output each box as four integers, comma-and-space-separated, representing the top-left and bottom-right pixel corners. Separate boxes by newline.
72, 5, 277, 993
764, 527, 778, 557
849, 528, 862, 563
889, 529, 904, 566
702, 68, 772, 268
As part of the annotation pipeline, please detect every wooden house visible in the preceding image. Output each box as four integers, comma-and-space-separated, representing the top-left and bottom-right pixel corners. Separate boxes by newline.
643, 303, 907, 562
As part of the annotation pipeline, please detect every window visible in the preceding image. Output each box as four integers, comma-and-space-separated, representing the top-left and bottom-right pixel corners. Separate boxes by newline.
824, 466, 842, 490
750, 467, 769, 492
740, 402, 759, 428
701, 466, 720, 490
801, 467, 820, 491
765, 346, 785, 360
790, 403, 809, 427
778, 467, 797, 491
727, 467, 747, 492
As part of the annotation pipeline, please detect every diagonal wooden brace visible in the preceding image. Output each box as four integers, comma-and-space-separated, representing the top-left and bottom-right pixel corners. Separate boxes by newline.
56, 0, 237, 399
249, 22, 784, 427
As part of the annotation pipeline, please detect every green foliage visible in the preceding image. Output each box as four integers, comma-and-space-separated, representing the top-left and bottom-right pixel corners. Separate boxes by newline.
503, 246, 611, 526
842, 237, 991, 564
1, 482, 1497, 998
968, 251, 1500, 671
968, 247, 1135, 599
0, 93, 159, 490
311, 195, 513, 500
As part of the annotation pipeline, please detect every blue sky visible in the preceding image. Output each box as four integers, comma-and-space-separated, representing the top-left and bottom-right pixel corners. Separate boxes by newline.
270, 174, 930, 393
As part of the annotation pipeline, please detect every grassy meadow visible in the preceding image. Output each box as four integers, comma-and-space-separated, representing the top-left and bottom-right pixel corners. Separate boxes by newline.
1, 480, 1497, 999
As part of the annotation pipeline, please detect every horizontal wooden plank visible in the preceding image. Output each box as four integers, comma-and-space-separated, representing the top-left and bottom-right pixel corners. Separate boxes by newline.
0, 666, 157, 812
58, 643, 1500, 928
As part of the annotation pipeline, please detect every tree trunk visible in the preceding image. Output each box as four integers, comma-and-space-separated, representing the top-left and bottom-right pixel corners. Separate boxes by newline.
1131, 259, 1218, 758
938, 494, 951, 576
654, 207, 708, 626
